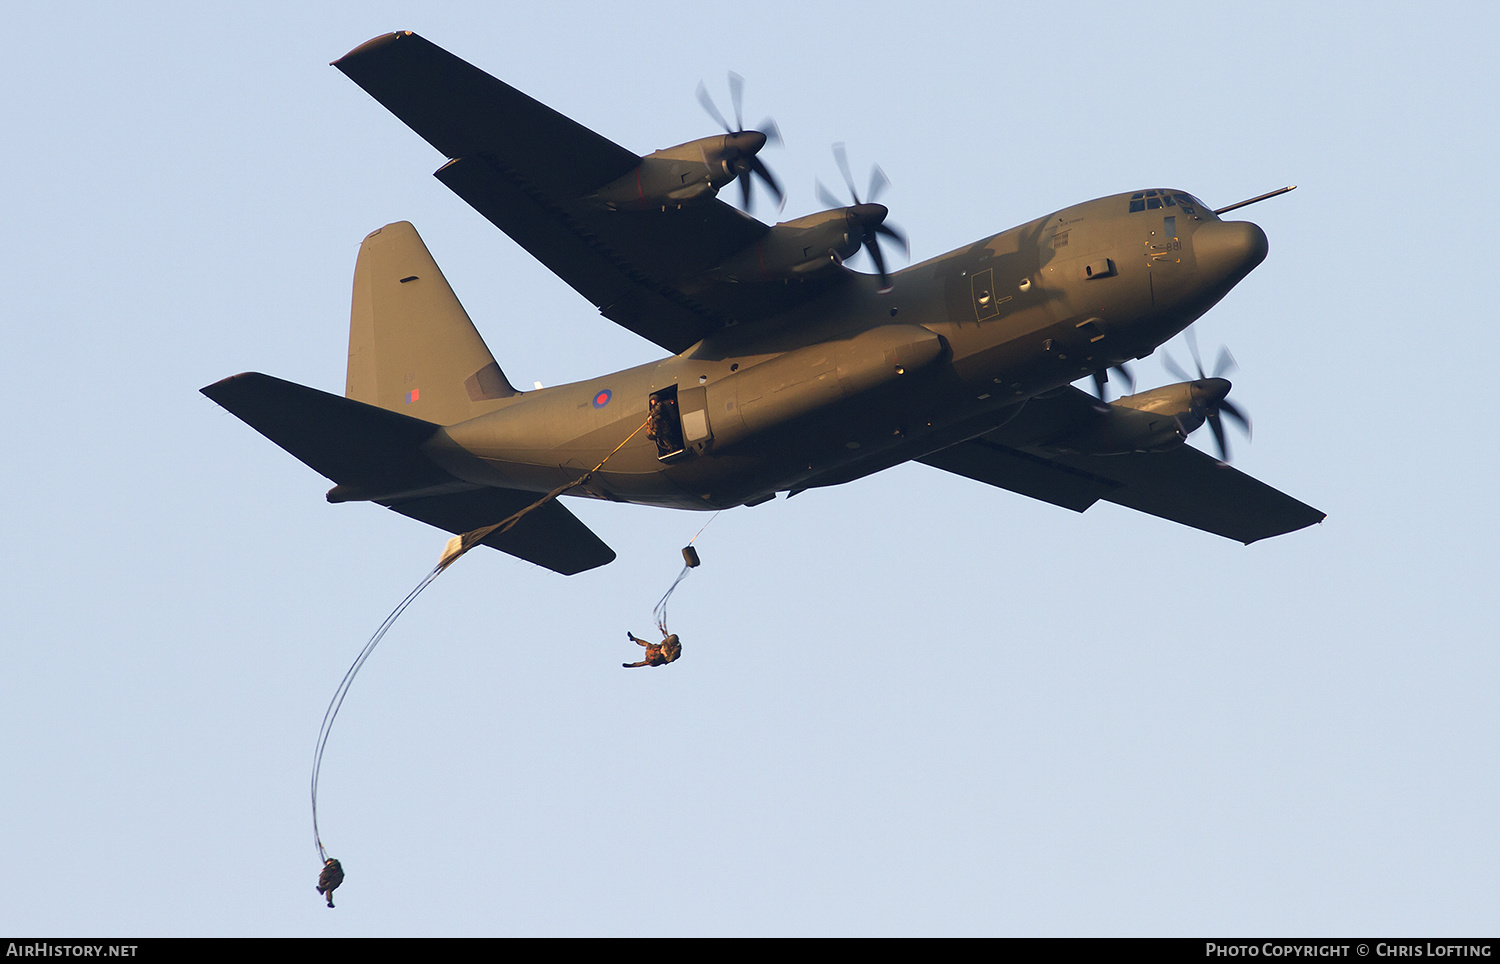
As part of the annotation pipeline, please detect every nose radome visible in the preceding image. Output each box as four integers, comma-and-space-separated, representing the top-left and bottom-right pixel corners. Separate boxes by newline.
1194, 220, 1269, 286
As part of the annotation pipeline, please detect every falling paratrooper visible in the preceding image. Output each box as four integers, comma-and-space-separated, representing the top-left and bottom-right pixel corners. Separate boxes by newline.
316, 857, 344, 908
621, 544, 702, 668
308, 416, 654, 903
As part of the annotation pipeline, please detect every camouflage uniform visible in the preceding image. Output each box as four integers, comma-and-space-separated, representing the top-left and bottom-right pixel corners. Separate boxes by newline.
316, 858, 344, 908
623, 632, 682, 668
646, 397, 683, 456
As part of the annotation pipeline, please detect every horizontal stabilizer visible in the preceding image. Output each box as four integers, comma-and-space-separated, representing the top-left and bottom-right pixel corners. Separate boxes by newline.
383, 487, 616, 576
202, 372, 615, 574
203, 372, 451, 495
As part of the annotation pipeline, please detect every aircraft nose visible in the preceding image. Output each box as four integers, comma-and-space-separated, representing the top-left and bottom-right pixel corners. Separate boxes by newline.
1193, 220, 1268, 287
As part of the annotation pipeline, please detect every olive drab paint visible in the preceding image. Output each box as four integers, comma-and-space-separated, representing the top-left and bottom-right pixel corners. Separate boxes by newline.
202, 32, 1322, 575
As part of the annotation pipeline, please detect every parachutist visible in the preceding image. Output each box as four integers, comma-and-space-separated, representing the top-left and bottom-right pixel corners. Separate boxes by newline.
646, 395, 683, 457
623, 631, 681, 668
316, 857, 344, 908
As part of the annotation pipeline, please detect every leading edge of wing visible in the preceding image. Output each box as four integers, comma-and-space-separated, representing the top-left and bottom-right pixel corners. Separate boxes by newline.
333, 32, 639, 195
919, 389, 1325, 545
334, 32, 777, 353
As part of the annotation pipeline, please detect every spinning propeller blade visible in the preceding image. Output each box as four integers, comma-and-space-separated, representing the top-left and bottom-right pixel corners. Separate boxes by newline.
816, 143, 907, 291
696, 73, 784, 213
1163, 329, 1253, 462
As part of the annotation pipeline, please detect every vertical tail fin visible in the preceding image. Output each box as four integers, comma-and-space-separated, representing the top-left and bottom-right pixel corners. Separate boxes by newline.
346, 221, 518, 424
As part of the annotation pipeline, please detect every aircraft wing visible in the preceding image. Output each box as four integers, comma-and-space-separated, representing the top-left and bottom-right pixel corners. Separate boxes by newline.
918, 387, 1324, 544
334, 32, 782, 353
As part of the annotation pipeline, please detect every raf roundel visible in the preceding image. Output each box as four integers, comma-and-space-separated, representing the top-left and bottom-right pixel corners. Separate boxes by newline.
592, 389, 612, 409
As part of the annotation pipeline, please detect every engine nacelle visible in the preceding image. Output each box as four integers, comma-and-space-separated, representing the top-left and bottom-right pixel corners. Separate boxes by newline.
1112, 382, 1209, 429
588, 133, 765, 210
1042, 382, 1206, 455
705, 208, 868, 284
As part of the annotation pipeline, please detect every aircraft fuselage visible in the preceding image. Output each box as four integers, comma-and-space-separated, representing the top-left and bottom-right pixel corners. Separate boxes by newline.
426, 189, 1268, 510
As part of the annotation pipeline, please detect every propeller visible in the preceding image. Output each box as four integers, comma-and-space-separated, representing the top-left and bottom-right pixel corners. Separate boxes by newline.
815, 142, 909, 291
695, 73, 784, 213
1162, 329, 1252, 462
1090, 362, 1136, 405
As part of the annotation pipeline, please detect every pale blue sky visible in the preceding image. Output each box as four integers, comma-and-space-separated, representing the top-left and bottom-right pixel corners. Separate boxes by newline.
2, 1, 1496, 936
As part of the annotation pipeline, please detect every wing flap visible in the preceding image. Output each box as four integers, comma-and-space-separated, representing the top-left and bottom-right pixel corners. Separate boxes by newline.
435, 156, 717, 351
919, 435, 1107, 513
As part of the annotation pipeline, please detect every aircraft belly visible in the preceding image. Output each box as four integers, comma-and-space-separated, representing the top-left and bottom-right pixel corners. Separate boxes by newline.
637, 319, 1082, 505
671, 373, 1020, 502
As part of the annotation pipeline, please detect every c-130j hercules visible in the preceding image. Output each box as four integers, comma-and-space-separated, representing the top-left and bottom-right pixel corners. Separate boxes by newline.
203, 31, 1323, 575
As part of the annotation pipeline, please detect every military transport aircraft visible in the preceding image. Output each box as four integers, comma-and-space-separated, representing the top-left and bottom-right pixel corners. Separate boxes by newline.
202, 31, 1323, 575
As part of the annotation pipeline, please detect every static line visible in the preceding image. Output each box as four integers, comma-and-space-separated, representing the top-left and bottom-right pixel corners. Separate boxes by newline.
311, 563, 443, 863
310, 414, 652, 864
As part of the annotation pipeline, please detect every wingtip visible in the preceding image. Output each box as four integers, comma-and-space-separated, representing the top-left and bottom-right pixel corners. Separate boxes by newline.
200, 372, 261, 397
332, 31, 416, 68
1239, 508, 1327, 545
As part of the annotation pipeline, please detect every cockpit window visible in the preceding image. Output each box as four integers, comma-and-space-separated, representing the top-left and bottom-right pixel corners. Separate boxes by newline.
1129, 190, 1210, 218
1173, 193, 1210, 216
1130, 190, 1168, 212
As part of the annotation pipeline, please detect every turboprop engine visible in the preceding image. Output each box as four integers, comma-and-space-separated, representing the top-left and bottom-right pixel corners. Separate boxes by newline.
1042, 380, 1238, 456
588, 132, 773, 210
706, 203, 899, 285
